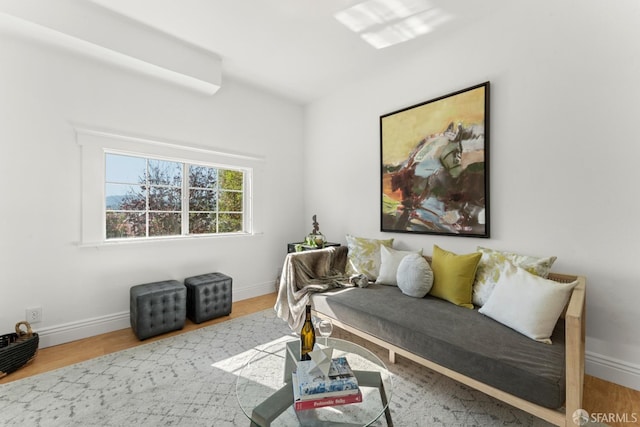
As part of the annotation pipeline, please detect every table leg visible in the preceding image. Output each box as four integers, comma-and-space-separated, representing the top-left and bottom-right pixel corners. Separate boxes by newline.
378, 380, 393, 427
352, 370, 393, 427
249, 382, 294, 427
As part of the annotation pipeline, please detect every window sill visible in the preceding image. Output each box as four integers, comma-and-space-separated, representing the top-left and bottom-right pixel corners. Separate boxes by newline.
78, 231, 262, 248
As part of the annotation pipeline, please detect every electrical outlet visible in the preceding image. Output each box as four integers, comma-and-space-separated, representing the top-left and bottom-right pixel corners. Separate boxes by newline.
25, 306, 42, 324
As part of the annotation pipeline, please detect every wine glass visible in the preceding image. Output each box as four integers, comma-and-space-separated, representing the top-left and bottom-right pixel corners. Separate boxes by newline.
316, 319, 333, 346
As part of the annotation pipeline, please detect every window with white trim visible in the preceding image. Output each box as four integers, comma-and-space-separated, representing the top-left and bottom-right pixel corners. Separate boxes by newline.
77, 128, 261, 246
105, 153, 246, 240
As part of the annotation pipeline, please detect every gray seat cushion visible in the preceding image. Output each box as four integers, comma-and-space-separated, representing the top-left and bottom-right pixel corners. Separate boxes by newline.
311, 284, 566, 409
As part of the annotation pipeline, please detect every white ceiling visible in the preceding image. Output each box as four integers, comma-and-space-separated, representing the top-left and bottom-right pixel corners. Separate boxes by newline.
3, 0, 506, 104
88, 0, 510, 104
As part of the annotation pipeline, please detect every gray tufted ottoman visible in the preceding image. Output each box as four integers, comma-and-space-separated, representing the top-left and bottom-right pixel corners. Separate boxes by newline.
184, 272, 232, 324
130, 280, 186, 340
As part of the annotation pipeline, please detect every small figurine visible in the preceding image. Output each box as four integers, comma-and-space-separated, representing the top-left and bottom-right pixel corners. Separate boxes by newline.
305, 215, 325, 248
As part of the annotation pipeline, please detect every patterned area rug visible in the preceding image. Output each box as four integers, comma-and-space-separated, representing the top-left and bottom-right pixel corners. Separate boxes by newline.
0, 309, 600, 426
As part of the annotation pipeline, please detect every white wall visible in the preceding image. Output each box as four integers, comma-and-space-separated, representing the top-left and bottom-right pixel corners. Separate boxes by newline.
0, 31, 305, 346
304, 0, 640, 390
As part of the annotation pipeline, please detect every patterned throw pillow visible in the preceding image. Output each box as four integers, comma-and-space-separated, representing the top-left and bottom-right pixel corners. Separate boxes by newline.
345, 235, 394, 281
376, 245, 423, 286
472, 247, 557, 307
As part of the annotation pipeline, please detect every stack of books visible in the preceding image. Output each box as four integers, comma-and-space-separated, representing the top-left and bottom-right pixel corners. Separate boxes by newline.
292, 356, 362, 411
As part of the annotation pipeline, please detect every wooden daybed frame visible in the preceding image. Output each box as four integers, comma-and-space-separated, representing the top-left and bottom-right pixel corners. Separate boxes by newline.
312, 272, 586, 427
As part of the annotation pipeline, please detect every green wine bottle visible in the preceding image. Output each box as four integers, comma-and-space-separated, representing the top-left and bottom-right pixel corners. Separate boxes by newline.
300, 305, 316, 361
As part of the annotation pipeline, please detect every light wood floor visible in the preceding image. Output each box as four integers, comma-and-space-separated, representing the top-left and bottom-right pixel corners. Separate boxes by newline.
2, 293, 638, 427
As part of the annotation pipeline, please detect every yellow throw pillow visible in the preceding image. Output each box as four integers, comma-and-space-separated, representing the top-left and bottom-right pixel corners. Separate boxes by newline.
430, 245, 482, 309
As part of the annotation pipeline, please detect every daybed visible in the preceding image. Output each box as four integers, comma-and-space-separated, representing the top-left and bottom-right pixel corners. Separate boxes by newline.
276, 245, 586, 427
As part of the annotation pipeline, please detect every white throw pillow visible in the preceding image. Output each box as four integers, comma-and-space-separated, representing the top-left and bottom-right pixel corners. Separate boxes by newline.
478, 261, 577, 344
376, 246, 423, 286
396, 254, 433, 298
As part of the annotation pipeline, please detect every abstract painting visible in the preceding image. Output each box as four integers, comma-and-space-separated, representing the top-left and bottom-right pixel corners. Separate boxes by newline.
380, 82, 490, 237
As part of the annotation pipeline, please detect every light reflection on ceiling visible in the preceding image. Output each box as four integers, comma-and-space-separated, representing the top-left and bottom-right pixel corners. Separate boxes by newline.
334, 0, 452, 49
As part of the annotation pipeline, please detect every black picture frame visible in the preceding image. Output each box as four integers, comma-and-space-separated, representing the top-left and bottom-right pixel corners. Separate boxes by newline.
380, 82, 490, 237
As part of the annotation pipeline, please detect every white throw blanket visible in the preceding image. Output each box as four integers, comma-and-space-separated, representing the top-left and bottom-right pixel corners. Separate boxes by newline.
274, 246, 351, 331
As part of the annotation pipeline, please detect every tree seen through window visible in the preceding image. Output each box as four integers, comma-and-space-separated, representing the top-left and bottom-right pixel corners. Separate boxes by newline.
105, 154, 244, 239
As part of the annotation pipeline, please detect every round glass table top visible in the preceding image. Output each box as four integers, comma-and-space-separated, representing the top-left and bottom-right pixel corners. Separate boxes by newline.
236, 337, 393, 426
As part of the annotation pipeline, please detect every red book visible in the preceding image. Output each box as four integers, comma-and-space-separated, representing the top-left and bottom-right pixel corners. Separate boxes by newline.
294, 390, 363, 411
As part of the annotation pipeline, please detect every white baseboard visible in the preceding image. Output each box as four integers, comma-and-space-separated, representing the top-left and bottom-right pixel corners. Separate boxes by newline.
233, 280, 276, 302
586, 350, 640, 391
36, 280, 277, 349
36, 311, 130, 349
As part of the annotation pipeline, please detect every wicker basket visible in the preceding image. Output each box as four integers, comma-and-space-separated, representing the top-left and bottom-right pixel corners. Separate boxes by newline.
0, 321, 39, 378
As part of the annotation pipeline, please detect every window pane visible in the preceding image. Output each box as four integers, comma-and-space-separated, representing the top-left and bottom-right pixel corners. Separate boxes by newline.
220, 169, 243, 190
106, 154, 146, 184
189, 165, 217, 188
189, 213, 216, 234
149, 212, 181, 236
148, 159, 182, 186
149, 186, 181, 211
106, 183, 145, 210
219, 191, 242, 212
219, 213, 243, 233
106, 211, 146, 238
189, 189, 217, 211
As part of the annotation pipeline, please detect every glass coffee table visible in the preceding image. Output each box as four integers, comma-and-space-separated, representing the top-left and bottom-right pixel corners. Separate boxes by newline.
236, 337, 393, 426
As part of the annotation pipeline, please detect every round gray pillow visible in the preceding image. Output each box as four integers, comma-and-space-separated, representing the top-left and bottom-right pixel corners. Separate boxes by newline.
397, 253, 433, 298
